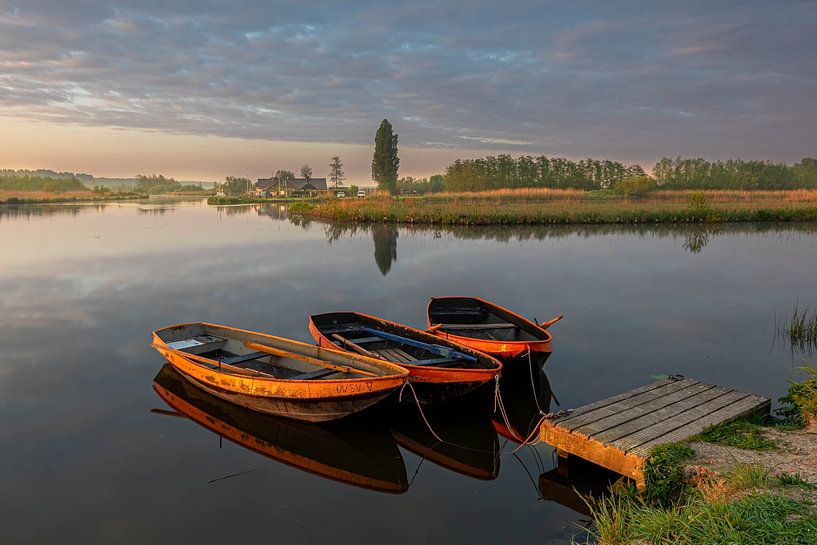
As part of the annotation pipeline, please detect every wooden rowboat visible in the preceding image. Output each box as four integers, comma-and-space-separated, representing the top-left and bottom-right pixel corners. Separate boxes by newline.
150, 322, 408, 423
308, 312, 502, 405
152, 364, 408, 494
426, 296, 561, 362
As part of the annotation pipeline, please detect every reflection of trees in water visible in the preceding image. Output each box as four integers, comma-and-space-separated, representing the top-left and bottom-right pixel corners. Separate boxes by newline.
299, 219, 817, 266
372, 224, 399, 275
0, 204, 106, 223
137, 207, 175, 215
255, 204, 289, 220
682, 228, 714, 253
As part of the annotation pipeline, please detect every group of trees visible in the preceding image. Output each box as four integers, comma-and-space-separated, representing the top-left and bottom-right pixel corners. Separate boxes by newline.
0, 174, 87, 193
134, 174, 204, 194
443, 155, 645, 192
653, 157, 817, 190
396, 175, 445, 194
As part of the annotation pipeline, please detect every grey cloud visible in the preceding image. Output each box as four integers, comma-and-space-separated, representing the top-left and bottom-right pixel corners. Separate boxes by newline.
0, 0, 816, 163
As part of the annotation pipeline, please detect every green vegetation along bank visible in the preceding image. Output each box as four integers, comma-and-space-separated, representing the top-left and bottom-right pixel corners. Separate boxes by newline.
294, 188, 817, 226
581, 369, 817, 545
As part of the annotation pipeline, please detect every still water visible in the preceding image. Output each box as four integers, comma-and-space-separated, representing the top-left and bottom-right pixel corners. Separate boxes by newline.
1, 200, 815, 544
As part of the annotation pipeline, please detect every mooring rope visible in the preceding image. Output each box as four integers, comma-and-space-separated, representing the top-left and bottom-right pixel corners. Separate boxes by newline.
399, 381, 445, 443
526, 348, 547, 415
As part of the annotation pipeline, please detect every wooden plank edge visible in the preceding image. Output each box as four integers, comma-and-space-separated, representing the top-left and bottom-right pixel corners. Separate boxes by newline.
540, 420, 645, 488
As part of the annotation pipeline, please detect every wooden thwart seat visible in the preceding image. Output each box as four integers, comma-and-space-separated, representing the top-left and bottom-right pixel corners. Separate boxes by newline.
439, 323, 519, 331
290, 368, 338, 380
220, 351, 268, 365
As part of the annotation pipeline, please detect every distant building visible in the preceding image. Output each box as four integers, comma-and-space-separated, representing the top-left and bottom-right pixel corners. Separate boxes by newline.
256, 177, 328, 197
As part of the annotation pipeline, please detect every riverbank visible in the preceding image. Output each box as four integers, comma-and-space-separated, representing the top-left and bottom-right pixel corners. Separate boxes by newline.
0, 190, 147, 204
207, 196, 317, 205
583, 371, 817, 544
297, 189, 817, 225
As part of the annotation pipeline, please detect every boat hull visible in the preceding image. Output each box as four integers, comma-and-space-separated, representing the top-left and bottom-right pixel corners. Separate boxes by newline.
151, 322, 407, 423
181, 370, 396, 423
427, 296, 554, 360
308, 313, 502, 406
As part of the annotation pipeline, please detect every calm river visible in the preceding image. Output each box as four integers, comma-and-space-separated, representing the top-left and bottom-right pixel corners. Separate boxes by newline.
1, 200, 815, 544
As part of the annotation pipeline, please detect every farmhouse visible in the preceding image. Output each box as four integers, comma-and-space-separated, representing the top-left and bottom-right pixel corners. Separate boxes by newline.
256, 177, 328, 197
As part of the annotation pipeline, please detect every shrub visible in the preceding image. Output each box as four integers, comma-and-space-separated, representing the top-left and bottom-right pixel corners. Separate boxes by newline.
288, 201, 314, 215
789, 367, 817, 429
643, 443, 696, 507
613, 176, 657, 197
687, 191, 710, 209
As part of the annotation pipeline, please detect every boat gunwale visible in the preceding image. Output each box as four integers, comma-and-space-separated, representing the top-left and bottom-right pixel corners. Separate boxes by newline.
308, 311, 503, 380
426, 296, 553, 355
151, 322, 409, 398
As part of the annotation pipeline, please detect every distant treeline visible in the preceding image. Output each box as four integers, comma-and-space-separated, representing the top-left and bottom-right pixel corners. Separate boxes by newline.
444, 155, 646, 191
653, 157, 817, 190
443, 155, 817, 192
133, 174, 206, 194
396, 175, 445, 194
0, 174, 86, 192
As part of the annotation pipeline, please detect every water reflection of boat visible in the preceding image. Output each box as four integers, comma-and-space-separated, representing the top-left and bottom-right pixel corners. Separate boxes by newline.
150, 322, 408, 422
492, 364, 553, 442
427, 296, 560, 366
309, 311, 502, 405
153, 364, 409, 494
390, 409, 500, 480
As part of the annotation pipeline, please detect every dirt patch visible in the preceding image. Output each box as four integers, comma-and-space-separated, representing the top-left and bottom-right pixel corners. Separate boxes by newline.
687, 427, 817, 484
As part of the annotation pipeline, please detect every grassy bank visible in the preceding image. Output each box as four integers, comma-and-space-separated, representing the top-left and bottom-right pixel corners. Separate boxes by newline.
0, 191, 147, 204
297, 188, 817, 225
581, 369, 817, 544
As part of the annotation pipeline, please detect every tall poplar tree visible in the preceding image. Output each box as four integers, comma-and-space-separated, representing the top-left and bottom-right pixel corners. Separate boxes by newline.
371, 119, 399, 194
329, 156, 345, 187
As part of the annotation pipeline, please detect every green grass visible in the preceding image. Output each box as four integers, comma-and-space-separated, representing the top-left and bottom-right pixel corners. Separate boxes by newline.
642, 443, 696, 507
698, 418, 778, 450
583, 464, 817, 545
584, 489, 817, 545
778, 472, 817, 489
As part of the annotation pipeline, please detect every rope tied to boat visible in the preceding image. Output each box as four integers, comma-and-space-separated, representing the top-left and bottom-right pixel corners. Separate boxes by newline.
398, 381, 445, 443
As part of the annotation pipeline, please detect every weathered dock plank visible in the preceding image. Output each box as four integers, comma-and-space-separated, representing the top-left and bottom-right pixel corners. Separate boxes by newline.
539, 377, 770, 487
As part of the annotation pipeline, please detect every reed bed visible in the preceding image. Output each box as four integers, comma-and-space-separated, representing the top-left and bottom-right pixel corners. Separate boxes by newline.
301, 189, 817, 225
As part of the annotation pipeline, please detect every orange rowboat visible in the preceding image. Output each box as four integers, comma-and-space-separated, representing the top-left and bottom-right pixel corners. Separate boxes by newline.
150, 322, 408, 423
152, 364, 409, 494
426, 297, 560, 362
308, 312, 502, 405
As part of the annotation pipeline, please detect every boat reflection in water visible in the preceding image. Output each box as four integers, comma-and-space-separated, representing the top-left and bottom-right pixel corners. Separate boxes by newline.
152, 364, 409, 494
492, 363, 553, 443
390, 408, 501, 481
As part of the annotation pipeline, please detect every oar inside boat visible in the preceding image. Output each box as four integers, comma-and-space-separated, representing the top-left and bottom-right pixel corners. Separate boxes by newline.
151, 322, 408, 422
361, 327, 477, 362
308, 312, 503, 406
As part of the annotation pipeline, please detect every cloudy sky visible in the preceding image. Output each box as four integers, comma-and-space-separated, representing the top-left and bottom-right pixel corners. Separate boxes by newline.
1, 0, 815, 181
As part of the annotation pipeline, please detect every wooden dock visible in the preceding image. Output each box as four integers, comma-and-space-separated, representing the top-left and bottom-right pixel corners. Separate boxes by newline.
539, 377, 771, 488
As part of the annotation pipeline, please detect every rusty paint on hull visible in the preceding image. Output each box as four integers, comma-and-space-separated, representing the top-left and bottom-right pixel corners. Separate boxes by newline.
151, 322, 408, 422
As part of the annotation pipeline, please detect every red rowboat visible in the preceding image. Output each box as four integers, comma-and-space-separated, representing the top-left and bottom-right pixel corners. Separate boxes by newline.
308, 311, 502, 405
426, 296, 561, 361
